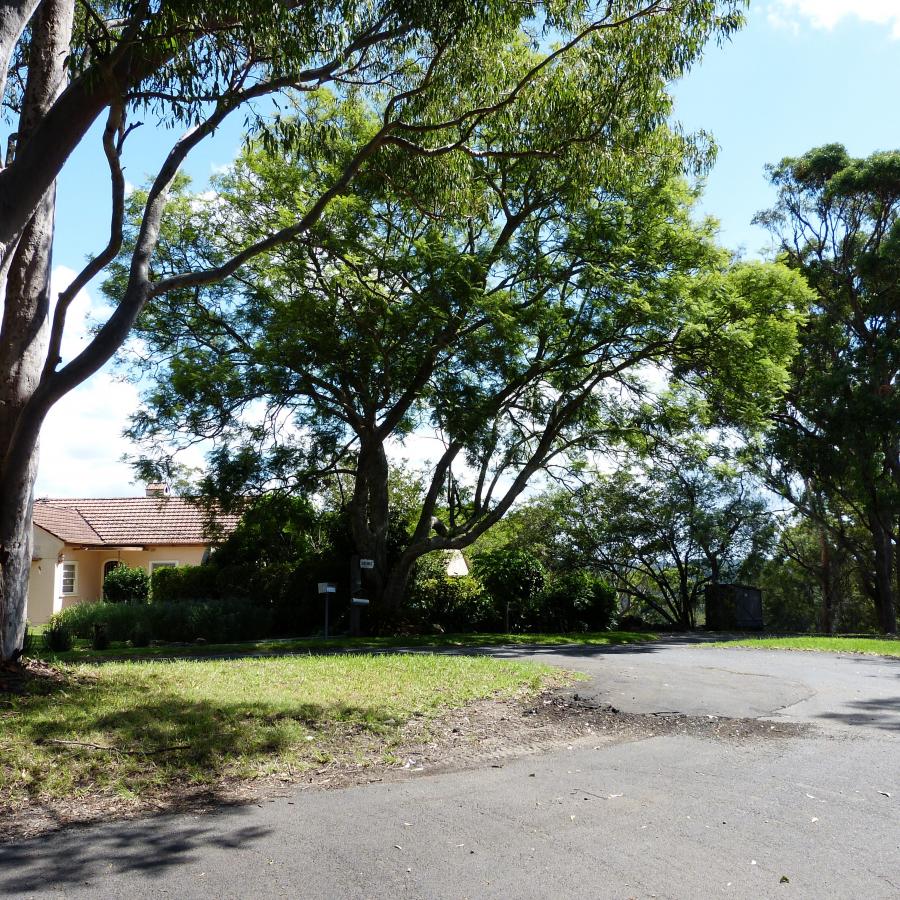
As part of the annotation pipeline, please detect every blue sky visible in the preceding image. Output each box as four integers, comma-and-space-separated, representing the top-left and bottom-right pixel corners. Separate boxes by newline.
36, 0, 900, 496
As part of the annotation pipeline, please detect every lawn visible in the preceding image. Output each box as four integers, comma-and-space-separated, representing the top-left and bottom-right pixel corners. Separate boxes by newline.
710, 636, 900, 657
36, 630, 657, 663
1, 653, 560, 809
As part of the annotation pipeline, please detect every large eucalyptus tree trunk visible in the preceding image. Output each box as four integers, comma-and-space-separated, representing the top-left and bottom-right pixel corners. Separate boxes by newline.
347, 439, 391, 608
0, 0, 73, 661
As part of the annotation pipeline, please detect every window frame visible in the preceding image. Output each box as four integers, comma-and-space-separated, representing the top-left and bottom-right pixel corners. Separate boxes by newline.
61, 561, 78, 596
148, 560, 179, 575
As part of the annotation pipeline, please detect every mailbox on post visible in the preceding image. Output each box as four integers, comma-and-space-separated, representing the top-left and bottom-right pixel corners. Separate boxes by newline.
318, 582, 338, 637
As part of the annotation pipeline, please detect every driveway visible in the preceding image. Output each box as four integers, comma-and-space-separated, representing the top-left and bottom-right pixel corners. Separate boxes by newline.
2, 641, 898, 899
488, 638, 900, 733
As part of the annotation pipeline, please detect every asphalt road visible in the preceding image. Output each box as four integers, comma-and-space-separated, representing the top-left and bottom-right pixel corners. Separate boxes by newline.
2, 641, 898, 899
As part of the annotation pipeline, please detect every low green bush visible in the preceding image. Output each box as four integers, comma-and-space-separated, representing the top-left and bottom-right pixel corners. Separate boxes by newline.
534, 571, 616, 632
407, 554, 497, 632
21, 626, 36, 657
43, 617, 73, 652
51, 598, 275, 645
103, 564, 150, 604
91, 623, 110, 651
472, 548, 547, 631
151, 564, 223, 603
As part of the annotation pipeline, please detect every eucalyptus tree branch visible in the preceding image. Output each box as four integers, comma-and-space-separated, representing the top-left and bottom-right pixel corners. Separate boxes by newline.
149, 124, 394, 297
42, 98, 127, 378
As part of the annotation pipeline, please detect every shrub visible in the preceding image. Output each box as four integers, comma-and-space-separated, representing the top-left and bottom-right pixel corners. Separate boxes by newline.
130, 622, 152, 648
407, 554, 496, 632
472, 548, 545, 631
616, 613, 651, 631
52, 598, 276, 644
103, 564, 150, 604
43, 616, 73, 652
151, 565, 222, 604
91, 623, 110, 651
535, 571, 616, 632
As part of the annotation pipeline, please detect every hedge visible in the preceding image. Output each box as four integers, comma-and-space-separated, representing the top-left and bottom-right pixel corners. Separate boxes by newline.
49, 599, 275, 645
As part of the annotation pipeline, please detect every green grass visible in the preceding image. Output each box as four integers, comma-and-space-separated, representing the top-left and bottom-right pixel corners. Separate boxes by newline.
1, 653, 559, 808
35, 630, 656, 663
710, 636, 900, 657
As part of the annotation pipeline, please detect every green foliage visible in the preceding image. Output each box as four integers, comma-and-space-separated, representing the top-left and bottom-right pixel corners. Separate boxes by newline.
510, 446, 774, 629
107, 5, 784, 617
43, 617, 73, 652
151, 565, 223, 604
536, 571, 617, 632
407, 553, 496, 632
103, 564, 150, 604
758, 520, 880, 634
473, 548, 546, 607
407, 551, 614, 634
51, 599, 274, 645
755, 144, 900, 633
473, 548, 546, 629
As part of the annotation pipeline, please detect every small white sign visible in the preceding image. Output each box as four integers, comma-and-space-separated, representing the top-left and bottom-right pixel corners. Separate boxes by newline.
351, 597, 370, 606
317, 582, 338, 594
359, 558, 375, 570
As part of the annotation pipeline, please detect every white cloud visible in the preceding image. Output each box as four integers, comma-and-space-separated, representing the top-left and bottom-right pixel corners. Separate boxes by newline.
768, 0, 900, 37
34, 268, 143, 497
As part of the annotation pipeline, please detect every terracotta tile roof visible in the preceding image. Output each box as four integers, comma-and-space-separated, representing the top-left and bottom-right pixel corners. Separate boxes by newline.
33, 497, 240, 547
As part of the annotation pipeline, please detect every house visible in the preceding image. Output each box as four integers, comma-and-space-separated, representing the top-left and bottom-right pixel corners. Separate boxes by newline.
27, 485, 239, 625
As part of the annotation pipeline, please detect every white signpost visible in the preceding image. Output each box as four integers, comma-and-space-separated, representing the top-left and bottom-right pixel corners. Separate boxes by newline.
359, 558, 375, 570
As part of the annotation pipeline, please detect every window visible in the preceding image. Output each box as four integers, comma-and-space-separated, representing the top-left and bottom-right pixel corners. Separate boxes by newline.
149, 561, 178, 574
61, 562, 77, 595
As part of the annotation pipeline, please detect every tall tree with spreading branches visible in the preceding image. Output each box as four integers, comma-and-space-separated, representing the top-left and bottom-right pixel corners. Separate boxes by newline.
117, 95, 808, 619
0, 1, 750, 660
544, 453, 773, 629
754, 144, 900, 633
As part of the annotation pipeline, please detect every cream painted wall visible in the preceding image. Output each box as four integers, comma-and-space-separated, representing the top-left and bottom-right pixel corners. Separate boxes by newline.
26, 535, 208, 624
32, 525, 63, 560
27, 526, 64, 625
27, 560, 58, 625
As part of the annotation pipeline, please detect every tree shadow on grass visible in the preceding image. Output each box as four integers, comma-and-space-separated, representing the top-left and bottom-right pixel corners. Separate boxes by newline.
0, 808, 272, 894
6, 669, 401, 827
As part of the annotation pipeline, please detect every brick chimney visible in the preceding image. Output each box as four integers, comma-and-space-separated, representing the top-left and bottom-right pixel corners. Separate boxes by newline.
145, 482, 169, 498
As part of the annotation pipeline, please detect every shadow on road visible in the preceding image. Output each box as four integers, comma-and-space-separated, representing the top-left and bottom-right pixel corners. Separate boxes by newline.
471, 634, 728, 661
819, 696, 900, 733
0, 809, 271, 893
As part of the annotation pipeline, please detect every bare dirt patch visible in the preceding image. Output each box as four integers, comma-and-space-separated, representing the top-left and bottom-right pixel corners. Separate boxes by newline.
2, 684, 809, 845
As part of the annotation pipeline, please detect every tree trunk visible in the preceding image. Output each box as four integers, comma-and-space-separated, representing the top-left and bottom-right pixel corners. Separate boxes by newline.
871, 519, 897, 634
0, 450, 38, 658
0, 0, 73, 662
347, 438, 390, 607
818, 530, 836, 635
381, 562, 415, 620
